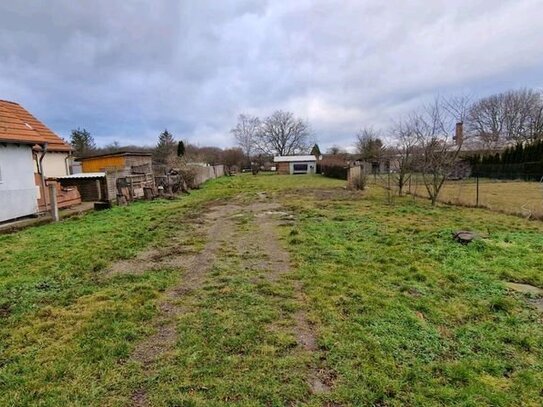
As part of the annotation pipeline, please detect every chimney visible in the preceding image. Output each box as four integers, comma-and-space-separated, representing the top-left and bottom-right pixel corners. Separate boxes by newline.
454, 122, 463, 146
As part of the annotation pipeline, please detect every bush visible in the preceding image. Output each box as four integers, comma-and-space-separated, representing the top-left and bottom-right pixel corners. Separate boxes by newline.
319, 164, 348, 180
350, 174, 367, 190
178, 166, 198, 189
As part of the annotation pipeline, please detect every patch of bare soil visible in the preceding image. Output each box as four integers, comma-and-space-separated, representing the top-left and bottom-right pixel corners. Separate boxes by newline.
277, 187, 361, 202
105, 232, 198, 275
245, 202, 333, 396
128, 203, 241, 406
506, 282, 543, 313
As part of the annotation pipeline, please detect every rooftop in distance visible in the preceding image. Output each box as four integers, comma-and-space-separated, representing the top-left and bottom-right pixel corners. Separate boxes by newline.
273, 155, 317, 163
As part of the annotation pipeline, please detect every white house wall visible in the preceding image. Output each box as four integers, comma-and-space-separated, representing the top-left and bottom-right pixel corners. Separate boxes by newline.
0, 144, 38, 222
34, 151, 70, 178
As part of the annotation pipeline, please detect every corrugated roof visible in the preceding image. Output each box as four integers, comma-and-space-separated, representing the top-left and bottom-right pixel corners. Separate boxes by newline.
0, 100, 72, 151
273, 155, 317, 163
57, 172, 106, 179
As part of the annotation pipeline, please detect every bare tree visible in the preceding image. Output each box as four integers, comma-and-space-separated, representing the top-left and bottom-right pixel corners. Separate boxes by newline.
467, 94, 504, 150
442, 94, 473, 123
389, 119, 418, 195
222, 147, 245, 171
326, 145, 345, 155
256, 110, 311, 156
356, 127, 384, 161
502, 88, 543, 142
412, 97, 463, 206
230, 114, 261, 164
467, 88, 543, 149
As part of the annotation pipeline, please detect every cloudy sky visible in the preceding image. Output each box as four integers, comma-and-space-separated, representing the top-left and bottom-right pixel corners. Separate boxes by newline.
1, 1, 542, 150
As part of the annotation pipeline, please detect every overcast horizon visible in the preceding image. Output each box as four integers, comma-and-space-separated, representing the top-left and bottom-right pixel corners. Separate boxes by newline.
1, 1, 542, 151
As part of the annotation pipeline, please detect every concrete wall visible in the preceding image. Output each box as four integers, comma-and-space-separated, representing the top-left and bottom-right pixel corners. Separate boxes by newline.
192, 165, 225, 187
0, 144, 38, 222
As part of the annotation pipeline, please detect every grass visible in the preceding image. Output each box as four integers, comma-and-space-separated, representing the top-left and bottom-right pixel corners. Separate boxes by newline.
1, 174, 542, 406
284, 187, 543, 405
399, 176, 543, 219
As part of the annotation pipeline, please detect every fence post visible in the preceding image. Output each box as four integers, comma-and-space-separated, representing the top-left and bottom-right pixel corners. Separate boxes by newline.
387, 171, 391, 190
475, 176, 479, 207
48, 182, 59, 222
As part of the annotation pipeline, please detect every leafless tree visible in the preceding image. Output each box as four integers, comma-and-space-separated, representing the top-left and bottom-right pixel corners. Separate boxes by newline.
502, 88, 543, 142
467, 94, 504, 150
411, 97, 463, 206
442, 94, 473, 123
230, 114, 261, 163
222, 147, 245, 171
256, 110, 311, 156
355, 127, 384, 161
388, 119, 418, 195
326, 145, 345, 155
467, 88, 543, 149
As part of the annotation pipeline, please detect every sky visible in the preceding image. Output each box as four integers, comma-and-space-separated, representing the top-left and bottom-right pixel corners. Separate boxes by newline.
1, 0, 542, 151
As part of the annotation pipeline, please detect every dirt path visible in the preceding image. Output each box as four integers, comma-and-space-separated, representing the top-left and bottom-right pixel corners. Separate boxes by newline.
127, 203, 241, 406
112, 197, 330, 405
242, 200, 333, 396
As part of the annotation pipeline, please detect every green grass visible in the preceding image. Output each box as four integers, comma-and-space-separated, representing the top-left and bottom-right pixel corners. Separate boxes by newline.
377, 175, 543, 219
0, 174, 542, 406
283, 188, 543, 405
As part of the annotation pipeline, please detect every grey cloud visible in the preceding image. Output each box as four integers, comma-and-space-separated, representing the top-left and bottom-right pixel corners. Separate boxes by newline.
0, 0, 542, 150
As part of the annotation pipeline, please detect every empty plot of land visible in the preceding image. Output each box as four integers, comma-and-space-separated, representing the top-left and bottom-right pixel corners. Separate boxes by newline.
404, 178, 543, 218
1, 174, 543, 406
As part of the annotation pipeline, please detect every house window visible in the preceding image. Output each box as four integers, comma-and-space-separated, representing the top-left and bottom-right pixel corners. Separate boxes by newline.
293, 163, 308, 173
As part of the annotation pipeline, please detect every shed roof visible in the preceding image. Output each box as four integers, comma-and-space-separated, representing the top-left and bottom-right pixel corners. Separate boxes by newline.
0, 100, 72, 151
77, 151, 152, 161
273, 155, 317, 163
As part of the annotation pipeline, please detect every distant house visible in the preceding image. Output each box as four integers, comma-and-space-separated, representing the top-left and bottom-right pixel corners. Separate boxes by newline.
274, 155, 317, 175
0, 100, 78, 223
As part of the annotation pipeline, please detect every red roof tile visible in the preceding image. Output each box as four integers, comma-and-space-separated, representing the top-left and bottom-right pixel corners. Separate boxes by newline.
0, 100, 72, 151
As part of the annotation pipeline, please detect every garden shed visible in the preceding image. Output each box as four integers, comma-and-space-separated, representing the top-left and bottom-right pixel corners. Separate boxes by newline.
273, 155, 317, 175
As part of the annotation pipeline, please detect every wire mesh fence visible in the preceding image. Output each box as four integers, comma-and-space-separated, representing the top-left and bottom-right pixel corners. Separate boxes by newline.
368, 173, 543, 220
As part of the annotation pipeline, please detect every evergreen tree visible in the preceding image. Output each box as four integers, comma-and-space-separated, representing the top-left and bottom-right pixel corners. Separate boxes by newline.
70, 128, 96, 157
153, 129, 176, 166
310, 143, 321, 157
177, 140, 185, 157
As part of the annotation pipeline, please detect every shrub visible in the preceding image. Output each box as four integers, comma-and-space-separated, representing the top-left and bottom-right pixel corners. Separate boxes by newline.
350, 173, 367, 190
178, 166, 198, 189
319, 164, 348, 180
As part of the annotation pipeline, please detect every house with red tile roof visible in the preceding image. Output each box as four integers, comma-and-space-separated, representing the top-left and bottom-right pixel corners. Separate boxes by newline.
0, 100, 78, 222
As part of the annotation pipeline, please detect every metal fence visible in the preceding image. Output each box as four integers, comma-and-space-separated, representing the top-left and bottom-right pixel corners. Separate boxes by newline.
368, 173, 543, 220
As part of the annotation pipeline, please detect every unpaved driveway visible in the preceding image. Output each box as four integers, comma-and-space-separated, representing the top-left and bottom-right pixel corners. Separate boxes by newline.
106, 197, 332, 406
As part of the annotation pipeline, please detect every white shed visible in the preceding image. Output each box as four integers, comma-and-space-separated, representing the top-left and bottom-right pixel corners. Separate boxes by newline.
273, 155, 317, 175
